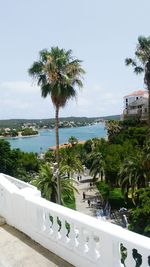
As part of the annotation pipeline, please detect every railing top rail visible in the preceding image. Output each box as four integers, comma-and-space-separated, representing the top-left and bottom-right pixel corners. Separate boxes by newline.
1, 173, 37, 190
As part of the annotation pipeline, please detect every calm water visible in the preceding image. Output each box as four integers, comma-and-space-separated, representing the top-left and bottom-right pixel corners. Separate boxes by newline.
6, 123, 106, 153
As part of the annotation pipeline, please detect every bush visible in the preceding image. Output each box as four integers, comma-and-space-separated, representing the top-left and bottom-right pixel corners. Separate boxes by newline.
96, 181, 110, 200
108, 188, 127, 209
129, 188, 150, 237
63, 193, 76, 210
96, 182, 130, 209
112, 126, 149, 146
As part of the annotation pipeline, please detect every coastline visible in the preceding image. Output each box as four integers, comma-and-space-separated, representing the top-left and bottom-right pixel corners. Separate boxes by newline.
4, 124, 107, 153
0, 134, 39, 140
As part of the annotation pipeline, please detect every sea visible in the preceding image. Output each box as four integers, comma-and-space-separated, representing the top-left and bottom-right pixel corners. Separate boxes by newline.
6, 123, 106, 153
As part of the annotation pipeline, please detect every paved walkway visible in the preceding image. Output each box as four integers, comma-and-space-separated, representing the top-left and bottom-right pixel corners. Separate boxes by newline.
0, 224, 73, 267
75, 174, 101, 217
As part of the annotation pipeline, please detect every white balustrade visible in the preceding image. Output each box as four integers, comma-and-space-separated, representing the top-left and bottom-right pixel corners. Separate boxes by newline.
0, 173, 149, 267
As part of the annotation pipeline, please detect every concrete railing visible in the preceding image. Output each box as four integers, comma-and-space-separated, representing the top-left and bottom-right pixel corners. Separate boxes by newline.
0, 173, 149, 267
1, 173, 38, 190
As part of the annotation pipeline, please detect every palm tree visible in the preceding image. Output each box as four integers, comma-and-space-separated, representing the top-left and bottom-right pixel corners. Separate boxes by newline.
29, 47, 85, 204
119, 151, 149, 201
89, 151, 105, 182
32, 164, 78, 205
125, 36, 150, 125
60, 147, 83, 178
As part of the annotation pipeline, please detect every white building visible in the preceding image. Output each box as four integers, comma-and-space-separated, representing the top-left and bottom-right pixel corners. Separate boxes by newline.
123, 90, 148, 119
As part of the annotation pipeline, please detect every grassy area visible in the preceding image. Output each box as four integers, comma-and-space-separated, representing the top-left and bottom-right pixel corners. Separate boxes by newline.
63, 193, 76, 210
96, 181, 133, 209
109, 188, 125, 209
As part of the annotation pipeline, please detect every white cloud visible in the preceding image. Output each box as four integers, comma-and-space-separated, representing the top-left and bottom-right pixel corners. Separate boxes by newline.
1, 81, 39, 94
60, 84, 123, 117
0, 80, 123, 119
0, 80, 53, 119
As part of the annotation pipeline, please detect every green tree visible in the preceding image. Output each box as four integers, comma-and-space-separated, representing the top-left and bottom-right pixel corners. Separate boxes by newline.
105, 120, 122, 142
29, 47, 85, 204
104, 144, 123, 185
18, 152, 39, 173
44, 150, 56, 163
21, 128, 38, 136
60, 147, 83, 178
129, 188, 150, 237
0, 140, 20, 176
125, 36, 150, 125
119, 151, 149, 200
89, 151, 105, 181
32, 164, 78, 206
68, 136, 78, 146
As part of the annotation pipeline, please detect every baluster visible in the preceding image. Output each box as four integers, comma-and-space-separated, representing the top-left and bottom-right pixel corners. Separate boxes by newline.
68, 221, 77, 248
95, 235, 101, 260
51, 214, 59, 240
87, 232, 97, 260
141, 256, 149, 267
124, 244, 137, 267
37, 208, 45, 232
76, 226, 87, 255
44, 212, 52, 236
137, 249, 149, 267
48, 213, 54, 235
111, 241, 123, 267
59, 218, 68, 244
99, 234, 120, 267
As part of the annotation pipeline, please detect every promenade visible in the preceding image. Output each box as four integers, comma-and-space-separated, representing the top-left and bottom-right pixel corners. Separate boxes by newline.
75, 174, 100, 217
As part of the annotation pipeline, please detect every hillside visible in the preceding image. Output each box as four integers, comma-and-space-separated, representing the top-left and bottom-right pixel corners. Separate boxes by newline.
0, 115, 120, 129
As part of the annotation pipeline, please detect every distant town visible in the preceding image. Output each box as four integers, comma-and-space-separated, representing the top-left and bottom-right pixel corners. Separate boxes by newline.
0, 115, 120, 138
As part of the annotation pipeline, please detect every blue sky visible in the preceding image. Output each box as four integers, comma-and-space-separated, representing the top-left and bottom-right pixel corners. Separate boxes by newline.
0, 0, 149, 119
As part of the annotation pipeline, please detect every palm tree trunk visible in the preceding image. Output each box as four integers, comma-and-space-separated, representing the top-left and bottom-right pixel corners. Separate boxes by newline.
55, 106, 61, 205
148, 87, 150, 127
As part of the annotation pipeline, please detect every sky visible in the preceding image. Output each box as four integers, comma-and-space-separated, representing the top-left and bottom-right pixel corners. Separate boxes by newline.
0, 0, 150, 119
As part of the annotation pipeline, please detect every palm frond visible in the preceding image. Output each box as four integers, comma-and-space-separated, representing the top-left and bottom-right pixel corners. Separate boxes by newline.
29, 46, 85, 109
134, 66, 144, 74
125, 58, 136, 67
28, 61, 43, 77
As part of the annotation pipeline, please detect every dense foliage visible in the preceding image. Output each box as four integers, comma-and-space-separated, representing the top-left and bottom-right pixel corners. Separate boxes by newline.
0, 139, 39, 180
32, 164, 77, 209
82, 121, 150, 236
129, 188, 150, 237
0, 140, 19, 176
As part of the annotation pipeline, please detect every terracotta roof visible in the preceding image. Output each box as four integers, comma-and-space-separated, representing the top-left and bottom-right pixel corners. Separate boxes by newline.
124, 90, 148, 97
49, 141, 85, 151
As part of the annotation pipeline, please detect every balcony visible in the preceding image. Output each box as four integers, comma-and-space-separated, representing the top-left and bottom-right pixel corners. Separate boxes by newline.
0, 173, 149, 267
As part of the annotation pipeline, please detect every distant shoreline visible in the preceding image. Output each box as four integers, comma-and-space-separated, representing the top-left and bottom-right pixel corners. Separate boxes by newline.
0, 134, 39, 139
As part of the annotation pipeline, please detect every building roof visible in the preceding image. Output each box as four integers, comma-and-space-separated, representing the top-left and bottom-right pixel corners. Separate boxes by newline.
49, 141, 85, 151
124, 90, 148, 97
